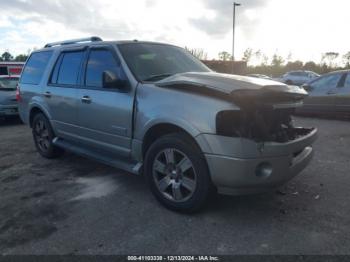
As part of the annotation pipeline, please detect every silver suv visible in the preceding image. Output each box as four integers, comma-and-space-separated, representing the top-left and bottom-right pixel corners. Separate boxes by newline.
18, 37, 317, 212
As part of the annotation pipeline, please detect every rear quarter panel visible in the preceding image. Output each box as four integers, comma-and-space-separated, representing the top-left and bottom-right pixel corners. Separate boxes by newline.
18, 51, 58, 124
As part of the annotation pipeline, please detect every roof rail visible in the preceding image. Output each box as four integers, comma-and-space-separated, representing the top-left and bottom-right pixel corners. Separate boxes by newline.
44, 36, 103, 48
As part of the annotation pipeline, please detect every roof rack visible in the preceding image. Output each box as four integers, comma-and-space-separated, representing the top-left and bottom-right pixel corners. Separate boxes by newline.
44, 36, 103, 48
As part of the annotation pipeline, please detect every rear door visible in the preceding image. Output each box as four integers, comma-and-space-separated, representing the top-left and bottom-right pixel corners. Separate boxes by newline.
334, 72, 350, 114
303, 73, 343, 113
45, 48, 86, 140
77, 46, 134, 157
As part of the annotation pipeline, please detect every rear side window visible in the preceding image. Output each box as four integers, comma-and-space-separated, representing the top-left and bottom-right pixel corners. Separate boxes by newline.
21, 51, 53, 85
51, 51, 85, 86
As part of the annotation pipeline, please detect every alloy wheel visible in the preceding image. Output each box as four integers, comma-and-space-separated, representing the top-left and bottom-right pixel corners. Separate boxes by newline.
34, 119, 50, 152
152, 148, 197, 202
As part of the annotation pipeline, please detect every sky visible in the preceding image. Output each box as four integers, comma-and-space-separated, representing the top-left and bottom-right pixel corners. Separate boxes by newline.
0, 0, 348, 64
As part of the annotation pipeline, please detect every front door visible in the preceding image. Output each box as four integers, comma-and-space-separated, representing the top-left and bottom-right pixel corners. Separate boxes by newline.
303, 73, 343, 114
77, 46, 134, 157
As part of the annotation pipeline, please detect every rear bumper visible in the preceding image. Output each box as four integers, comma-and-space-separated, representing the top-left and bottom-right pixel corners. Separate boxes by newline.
0, 104, 18, 116
196, 128, 317, 195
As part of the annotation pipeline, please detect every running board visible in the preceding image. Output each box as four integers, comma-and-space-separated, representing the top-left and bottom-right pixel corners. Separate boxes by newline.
53, 138, 142, 175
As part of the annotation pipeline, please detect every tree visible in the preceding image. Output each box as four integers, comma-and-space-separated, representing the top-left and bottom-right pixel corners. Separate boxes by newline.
185, 47, 208, 60
218, 51, 232, 61
321, 52, 339, 68
271, 53, 285, 67
304, 61, 318, 72
242, 48, 253, 64
14, 54, 28, 62
343, 52, 350, 68
285, 60, 303, 71
1, 51, 14, 61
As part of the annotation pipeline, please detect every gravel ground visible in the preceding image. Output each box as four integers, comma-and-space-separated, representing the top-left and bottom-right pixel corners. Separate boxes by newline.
0, 116, 349, 255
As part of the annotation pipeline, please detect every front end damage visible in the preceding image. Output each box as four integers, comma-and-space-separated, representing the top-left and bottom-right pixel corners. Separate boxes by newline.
216, 107, 315, 144
157, 72, 318, 194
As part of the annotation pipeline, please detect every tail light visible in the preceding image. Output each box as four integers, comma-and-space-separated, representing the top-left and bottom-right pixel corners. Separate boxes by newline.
16, 84, 21, 102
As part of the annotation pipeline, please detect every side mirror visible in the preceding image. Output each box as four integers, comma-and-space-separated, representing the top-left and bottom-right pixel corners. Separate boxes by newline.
102, 71, 127, 89
302, 84, 313, 91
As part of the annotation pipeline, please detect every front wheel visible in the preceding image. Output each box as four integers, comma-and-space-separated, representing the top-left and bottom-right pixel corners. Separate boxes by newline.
32, 113, 64, 158
144, 133, 212, 213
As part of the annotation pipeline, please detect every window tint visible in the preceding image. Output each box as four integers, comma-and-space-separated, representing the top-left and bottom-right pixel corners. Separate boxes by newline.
21, 51, 53, 85
56, 51, 84, 85
85, 49, 127, 88
311, 74, 342, 91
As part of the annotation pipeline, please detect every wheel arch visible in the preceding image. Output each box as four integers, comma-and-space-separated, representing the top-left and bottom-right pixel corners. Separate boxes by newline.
141, 122, 202, 158
29, 104, 51, 128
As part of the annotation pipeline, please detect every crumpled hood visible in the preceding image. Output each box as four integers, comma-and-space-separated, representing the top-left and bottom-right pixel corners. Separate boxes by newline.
156, 71, 307, 96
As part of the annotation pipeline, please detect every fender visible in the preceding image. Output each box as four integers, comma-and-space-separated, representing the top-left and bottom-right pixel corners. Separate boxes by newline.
28, 97, 52, 125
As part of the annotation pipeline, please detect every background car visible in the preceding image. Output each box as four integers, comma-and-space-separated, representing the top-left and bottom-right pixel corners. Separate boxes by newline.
278, 70, 319, 85
296, 70, 350, 116
0, 75, 20, 119
0, 62, 24, 76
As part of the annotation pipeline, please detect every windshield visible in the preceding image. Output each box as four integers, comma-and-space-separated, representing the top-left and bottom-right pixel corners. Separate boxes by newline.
118, 43, 211, 82
0, 77, 19, 90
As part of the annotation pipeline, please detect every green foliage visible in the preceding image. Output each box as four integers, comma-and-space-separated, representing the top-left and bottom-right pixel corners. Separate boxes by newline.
237, 49, 349, 77
271, 53, 285, 67
321, 52, 339, 68
343, 52, 350, 68
218, 51, 232, 61
1, 52, 14, 62
14, 54, 28, 62
242, 48, 253, 64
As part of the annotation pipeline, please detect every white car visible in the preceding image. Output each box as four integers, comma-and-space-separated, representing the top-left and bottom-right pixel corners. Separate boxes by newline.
279, 71, 319, 86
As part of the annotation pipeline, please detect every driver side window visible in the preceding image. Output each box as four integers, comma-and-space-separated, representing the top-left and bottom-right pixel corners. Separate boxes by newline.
85, 49, 128, 88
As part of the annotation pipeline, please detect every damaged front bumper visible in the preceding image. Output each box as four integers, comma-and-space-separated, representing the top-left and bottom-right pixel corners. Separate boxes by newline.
195, 128, 317, 195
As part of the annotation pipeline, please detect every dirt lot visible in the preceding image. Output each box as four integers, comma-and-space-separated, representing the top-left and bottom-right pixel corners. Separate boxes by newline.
0, 116, 349, 255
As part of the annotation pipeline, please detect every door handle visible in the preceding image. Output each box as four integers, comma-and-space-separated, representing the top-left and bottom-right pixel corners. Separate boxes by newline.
43, 91, 51, 98
81, 96, 92, 104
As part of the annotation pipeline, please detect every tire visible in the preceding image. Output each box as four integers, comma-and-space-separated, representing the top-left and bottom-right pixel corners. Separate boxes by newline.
144, 133, 212, 213
286, 80, 293, 85
32, 113, 64, 158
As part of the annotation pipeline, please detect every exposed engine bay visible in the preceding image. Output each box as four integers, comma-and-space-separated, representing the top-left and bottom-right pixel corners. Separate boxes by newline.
216, 108, 315, 143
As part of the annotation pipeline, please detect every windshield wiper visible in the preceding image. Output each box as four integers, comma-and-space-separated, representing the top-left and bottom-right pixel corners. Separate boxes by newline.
143, 73, 174, 82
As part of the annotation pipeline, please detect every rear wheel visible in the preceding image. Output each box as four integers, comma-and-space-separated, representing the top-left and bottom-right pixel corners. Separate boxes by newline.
144, 133, 212, 213
32, 113, 64, 158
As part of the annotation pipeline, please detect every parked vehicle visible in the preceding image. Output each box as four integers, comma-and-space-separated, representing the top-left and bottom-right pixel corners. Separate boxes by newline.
0, 75, 20, 118
0, 62, 24, 76
297, 70, 350, 116
247, 74, 272, 80
278, 71, 319, 86
18, 37, 317, 212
